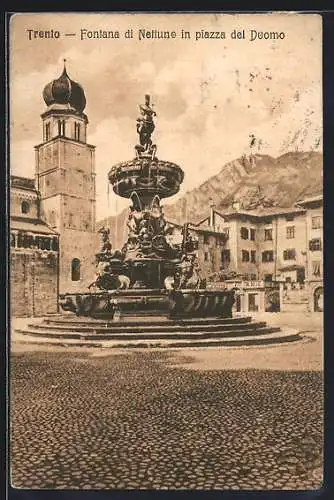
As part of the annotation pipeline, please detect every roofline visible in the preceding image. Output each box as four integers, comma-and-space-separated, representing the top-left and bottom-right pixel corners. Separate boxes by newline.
10, 175, 36, 192
295, 194, 323, 206
257, 208, 306, 218
188, 225, 227, 236
34, 136, 95, 150
206, 207, 306, 220
40, 108, 88, 123
213, 209, 228, 220
192, 216, 210, 227
10, 216, 59, 235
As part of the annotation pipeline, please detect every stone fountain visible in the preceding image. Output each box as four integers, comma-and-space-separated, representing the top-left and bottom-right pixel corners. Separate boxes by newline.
58, 94, 236, 320
15, 95, 302, 347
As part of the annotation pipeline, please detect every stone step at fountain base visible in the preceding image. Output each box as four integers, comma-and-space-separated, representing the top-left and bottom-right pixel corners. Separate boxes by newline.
12, 329, 301, 348
24, 320, 270, 335
13, 315, 302, 348
42, 315, 254, 327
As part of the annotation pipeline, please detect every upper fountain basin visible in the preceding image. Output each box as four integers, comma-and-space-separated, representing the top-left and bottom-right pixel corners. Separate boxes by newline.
108, 157, 184, 200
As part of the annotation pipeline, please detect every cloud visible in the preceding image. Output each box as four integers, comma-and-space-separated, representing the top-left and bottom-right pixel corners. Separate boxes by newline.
9, 12, 322, 220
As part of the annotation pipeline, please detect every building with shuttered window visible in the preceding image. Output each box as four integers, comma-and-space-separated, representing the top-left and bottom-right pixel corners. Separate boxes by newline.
192, 195, 323, 312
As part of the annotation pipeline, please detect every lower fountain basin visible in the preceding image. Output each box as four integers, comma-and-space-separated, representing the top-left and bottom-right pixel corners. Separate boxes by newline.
59, 289, 235, 320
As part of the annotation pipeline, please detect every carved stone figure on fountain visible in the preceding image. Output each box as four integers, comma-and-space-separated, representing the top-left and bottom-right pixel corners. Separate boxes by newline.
127, 213, 138, 239
96, 226, 112, 260
164, 254, 203, 291
135, 94, 157, 159
178, 254, 200, 289
168, 223, 204, 289
181, 223, 199, 254
88, 261, 130, 291
96, 226, 123, 263
137, 218, 154, 256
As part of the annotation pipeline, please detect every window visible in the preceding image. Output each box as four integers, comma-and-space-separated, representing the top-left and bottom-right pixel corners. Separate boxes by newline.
309, 238, 322, 251
74, 122, 81, 141
51, 237, 59, 251
204, 251, 209, 262
221, 249, 230, 263
312, 261, 321, 277
262, 251, 274, 262
251, 250, 256, 263
45, 122, 51, 141
285, 214, 295, 221
312, 216, 322, 229
250, 274, 257, 280
240, 227, 249, 240
58, 119, 66, 136
263, 217, 273, 224
40, 237, 51, 251
283, 249, 296, 260
264, 274, 273, 282
216, 233, 226, 245
49, 210, 56, 227
71, 258, 81, 281
203, 234, 209, 245
242, 250, 250, 262
264, 229, 273, 241
223, 228, 229, 239
286, 226, 295, 239
10, 233, 16, 247
16, 233, 57, 251
250, 228, 256, 241
21, 201, 30, 214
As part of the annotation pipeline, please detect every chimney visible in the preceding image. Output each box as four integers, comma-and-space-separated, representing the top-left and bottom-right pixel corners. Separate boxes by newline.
209, 198, 216, 230
232, 200, 240, 212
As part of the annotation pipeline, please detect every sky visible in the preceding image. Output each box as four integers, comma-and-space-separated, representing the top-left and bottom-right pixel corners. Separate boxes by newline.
9, 12, 322, 220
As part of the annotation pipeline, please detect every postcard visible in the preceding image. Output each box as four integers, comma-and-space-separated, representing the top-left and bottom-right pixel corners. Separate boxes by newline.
9, 11, 323, 491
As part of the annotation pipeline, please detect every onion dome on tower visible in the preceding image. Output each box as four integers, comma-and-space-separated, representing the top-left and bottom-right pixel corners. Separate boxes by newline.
42, 60, 86, 113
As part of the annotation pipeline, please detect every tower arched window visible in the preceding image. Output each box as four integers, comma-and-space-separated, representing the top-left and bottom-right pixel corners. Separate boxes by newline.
58, 119, 66, 137
21, 201, 30, 214
71, 258, 81, 281
74, 122, 81, 141
45, 122, 51, 141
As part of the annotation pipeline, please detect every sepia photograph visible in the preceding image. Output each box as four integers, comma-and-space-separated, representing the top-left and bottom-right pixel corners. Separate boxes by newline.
9, 11, 323, 491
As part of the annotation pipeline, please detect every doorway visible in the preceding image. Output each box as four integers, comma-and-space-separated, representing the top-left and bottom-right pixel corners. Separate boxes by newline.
248, 293, 259, 312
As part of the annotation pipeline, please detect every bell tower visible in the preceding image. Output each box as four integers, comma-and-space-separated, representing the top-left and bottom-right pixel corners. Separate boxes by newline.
35, 61, 98, 292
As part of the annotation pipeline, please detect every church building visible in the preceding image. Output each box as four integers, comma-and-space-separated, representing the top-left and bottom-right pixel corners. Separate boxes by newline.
10, 63, 99, 317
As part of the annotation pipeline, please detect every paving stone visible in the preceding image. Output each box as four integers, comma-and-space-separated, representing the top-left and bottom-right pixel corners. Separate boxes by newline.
10, 350, 323, 490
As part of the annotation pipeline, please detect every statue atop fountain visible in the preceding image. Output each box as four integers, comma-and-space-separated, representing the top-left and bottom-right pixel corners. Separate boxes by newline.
135, 94, 157, 159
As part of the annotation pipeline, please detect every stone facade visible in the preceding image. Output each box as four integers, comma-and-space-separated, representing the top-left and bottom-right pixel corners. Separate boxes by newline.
10, 176, 59, 317
10, 251, 58, 317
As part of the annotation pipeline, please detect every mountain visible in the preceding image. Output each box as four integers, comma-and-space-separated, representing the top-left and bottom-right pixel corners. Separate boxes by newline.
162, 151, 322, 224
97, 151, 322, 247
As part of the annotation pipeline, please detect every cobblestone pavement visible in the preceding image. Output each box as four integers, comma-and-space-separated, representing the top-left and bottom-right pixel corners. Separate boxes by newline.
10, 350, 323, 490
